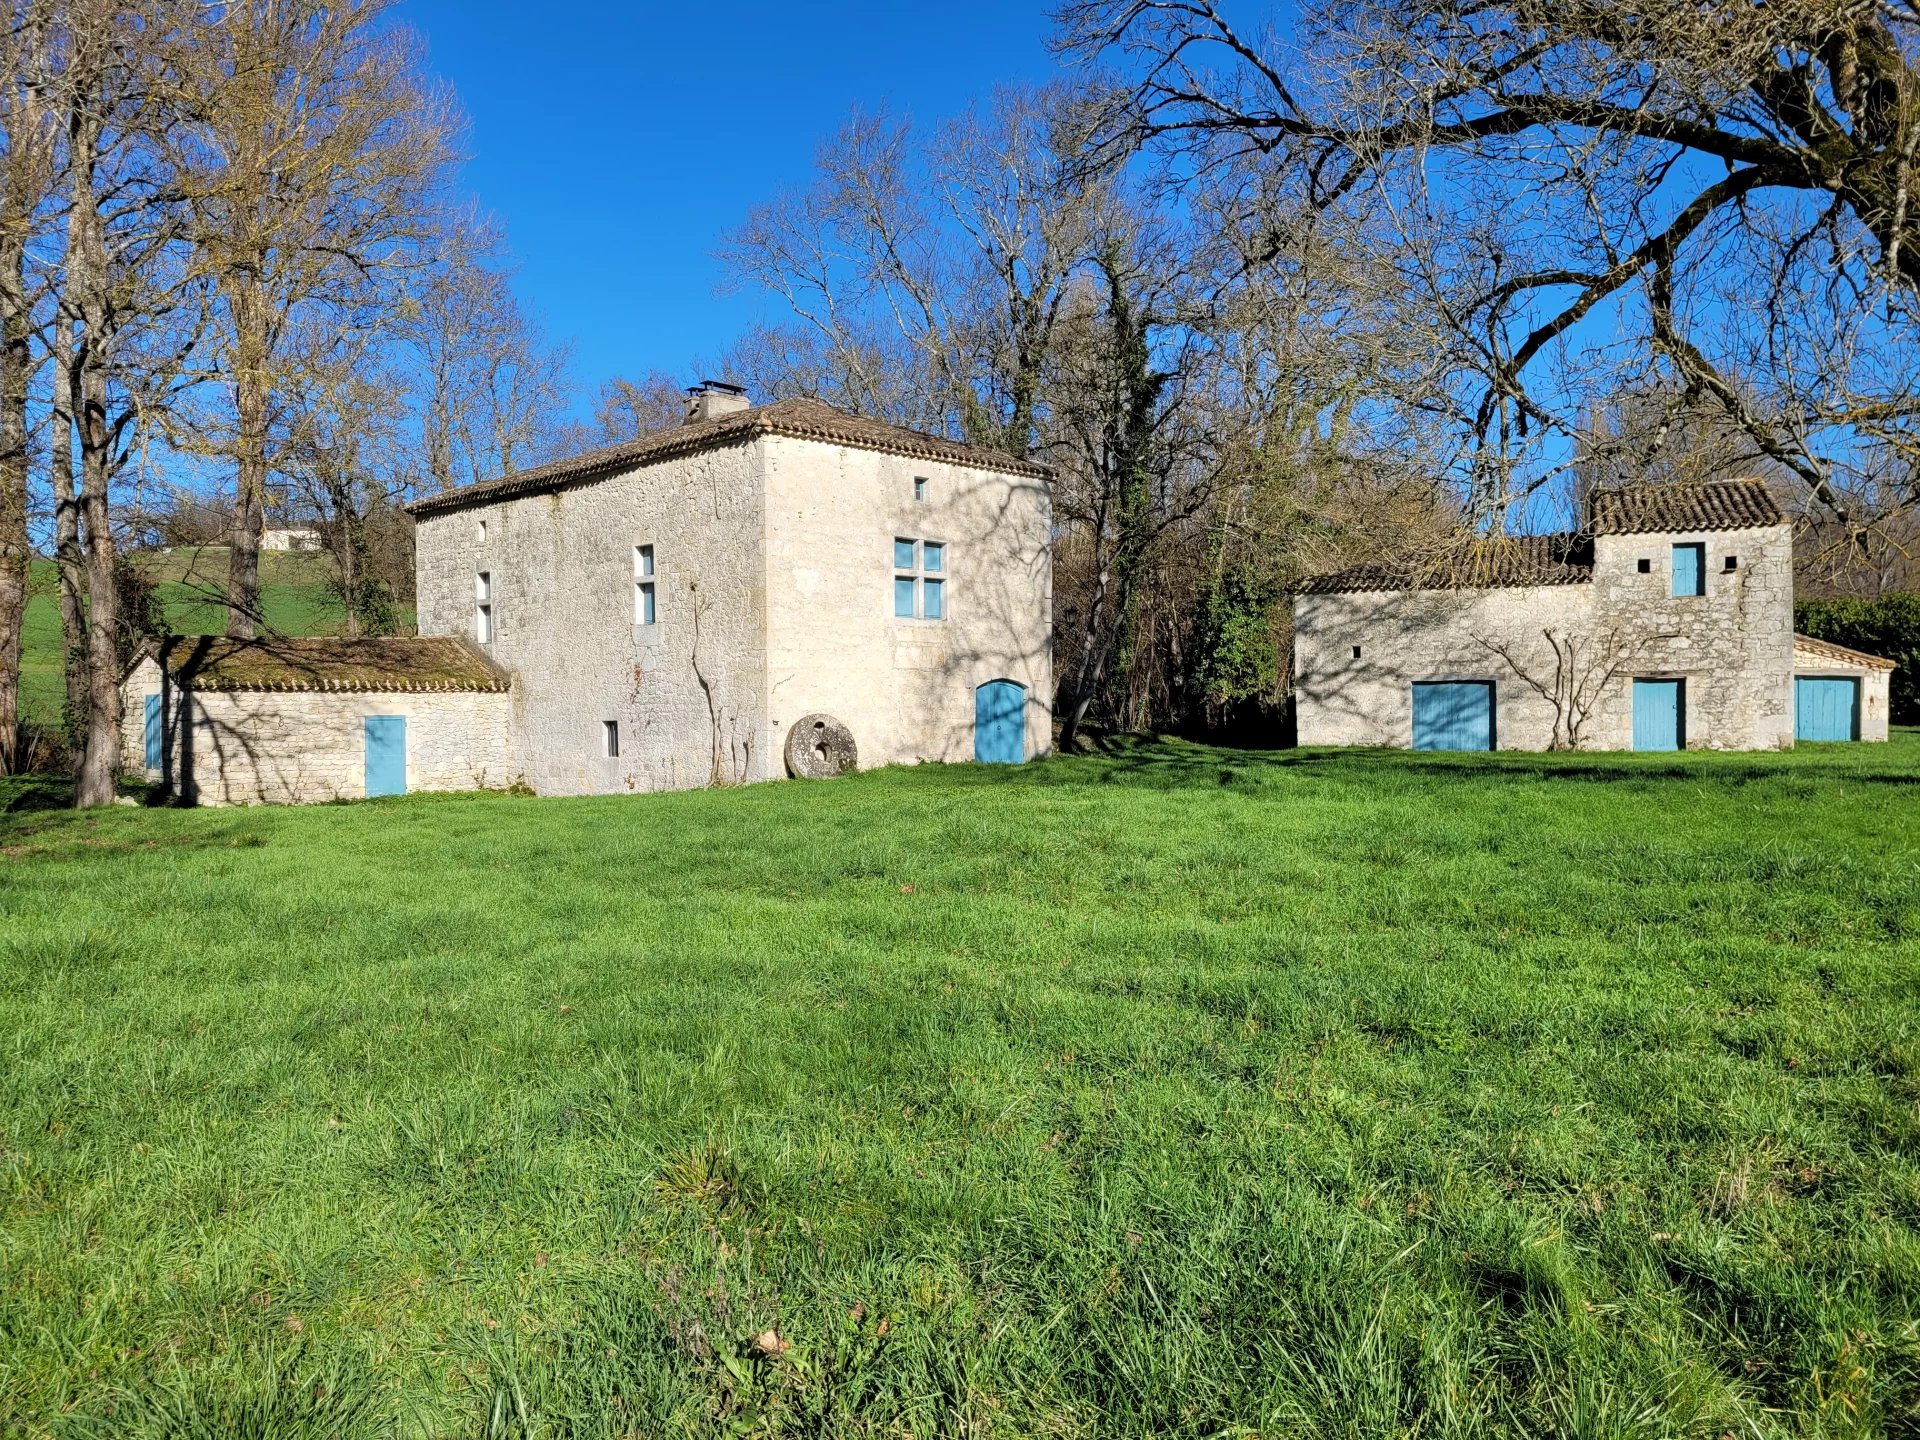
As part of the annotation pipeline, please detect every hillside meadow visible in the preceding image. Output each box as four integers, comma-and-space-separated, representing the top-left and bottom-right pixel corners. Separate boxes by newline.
1, 737, 1917, 1437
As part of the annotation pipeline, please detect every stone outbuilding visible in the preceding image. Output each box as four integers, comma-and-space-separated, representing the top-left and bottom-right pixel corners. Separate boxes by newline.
1790, 633, 1894, 742
123, 636, 512, 805
1293, 478, 1895, 751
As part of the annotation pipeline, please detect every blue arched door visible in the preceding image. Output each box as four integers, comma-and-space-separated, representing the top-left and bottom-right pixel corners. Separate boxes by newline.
974, 680, 1026, 764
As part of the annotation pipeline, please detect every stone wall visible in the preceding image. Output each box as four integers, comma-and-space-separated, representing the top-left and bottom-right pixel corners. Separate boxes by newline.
759, 436, 1053, 768
121, 656, 513, 804
415, 431, 1053, 795
1294, 521, 1798, 751
416, 441, 770, 795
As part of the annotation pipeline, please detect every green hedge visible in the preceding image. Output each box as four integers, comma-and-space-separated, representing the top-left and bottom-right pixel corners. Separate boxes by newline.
1794, 593, 1919, 724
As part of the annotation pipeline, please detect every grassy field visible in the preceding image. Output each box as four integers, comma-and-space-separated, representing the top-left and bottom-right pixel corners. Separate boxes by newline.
2, 738, 1918, 1437
19, 548, 404, 729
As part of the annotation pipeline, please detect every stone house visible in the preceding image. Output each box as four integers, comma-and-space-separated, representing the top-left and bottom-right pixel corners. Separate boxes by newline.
1293, 479, 1893, 751
124, 385, 1053, 802
122, 636, 512, 805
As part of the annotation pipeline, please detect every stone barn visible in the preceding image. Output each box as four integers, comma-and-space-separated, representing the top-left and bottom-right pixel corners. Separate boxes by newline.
123, 636, 512, 805
1293, 479, 1895, 752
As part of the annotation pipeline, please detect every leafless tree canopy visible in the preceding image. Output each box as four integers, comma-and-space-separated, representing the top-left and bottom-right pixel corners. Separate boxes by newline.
1059, 0, 1920, 532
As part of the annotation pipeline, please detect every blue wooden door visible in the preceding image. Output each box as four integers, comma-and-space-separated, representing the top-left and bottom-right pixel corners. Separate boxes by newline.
974, 680, 1026, 763
1411, 682, 1493, 751
1632, 680, 1683, 751
143, 694, 162, 769
364, 716, 407, 796
1795, 677, 1859, 741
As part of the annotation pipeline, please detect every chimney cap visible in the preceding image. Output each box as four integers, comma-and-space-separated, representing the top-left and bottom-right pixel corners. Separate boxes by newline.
686, 378, 747, 397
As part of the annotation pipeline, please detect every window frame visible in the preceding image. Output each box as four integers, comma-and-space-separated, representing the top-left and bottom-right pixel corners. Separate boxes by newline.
475, 571, 493, 643
634, 544, 657, 626
892, 536, 949, 621
603, 719, 620, 758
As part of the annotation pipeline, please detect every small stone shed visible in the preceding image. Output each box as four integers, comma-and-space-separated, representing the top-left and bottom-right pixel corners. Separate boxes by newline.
122, 636, 512, 805
1791, 633, 1895, 741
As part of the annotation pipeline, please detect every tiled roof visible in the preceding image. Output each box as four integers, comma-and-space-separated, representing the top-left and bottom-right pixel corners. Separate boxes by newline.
1588, 479, 1784, 534
1296, 533, 1595, 594
406, 397, 1049, 518
1793, 634, 1897, 671
152, 636, 510, 693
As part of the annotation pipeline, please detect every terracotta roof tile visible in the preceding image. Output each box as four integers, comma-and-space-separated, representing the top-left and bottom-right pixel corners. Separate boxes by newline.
153, 636, 510, 693
1587, 479, 1784, 534
1793, 633, 1897, 671
406, 397, 1049, 518
1297, 533, 1595, 594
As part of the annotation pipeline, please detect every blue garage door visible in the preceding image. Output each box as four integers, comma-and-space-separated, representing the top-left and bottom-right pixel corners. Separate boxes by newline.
974, 680, 1026, 764
1632, 679, 1684, 751
1411, 682, 1494, 751
364, 716, 407, 796
1795, 676, 1860, 742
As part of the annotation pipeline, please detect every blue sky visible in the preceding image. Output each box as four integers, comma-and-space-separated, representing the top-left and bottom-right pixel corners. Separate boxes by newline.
399, 1, 1070, 404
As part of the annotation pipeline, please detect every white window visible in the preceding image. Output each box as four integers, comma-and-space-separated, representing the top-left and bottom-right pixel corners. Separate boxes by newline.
634, 544, 656, 625
913, 476, 928, 501
893, 538, 945, 620
475, 571, 493, 643
603, 720, 620, 757
476, 518, 487, 543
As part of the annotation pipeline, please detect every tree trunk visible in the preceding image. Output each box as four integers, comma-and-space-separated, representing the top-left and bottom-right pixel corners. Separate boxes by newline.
0, 225, 26, 774
51, 314, 86, 740
226, 276, 268, 638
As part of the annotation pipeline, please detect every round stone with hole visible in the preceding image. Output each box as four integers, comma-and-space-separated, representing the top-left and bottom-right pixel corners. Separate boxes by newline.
784, 713, 858, 779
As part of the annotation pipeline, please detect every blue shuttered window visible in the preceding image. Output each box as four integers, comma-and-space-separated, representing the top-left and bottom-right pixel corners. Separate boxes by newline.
1671, 543, 1705, 597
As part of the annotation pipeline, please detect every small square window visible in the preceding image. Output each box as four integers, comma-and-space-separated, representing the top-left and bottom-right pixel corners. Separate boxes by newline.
603, 720, 620, 757
1724, 555, 1738, 571
1637, 558, 1651, 574
913, 477, 927, 501
894, 576, 916, 617
922, 578, 944, 619
893, 537, 917, 569
1352, 645, 1362, 659
636, 581, 656, 625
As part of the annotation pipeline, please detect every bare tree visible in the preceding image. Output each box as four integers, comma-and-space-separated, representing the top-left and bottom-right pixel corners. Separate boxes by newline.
0, 3, 55, 771
1472, 625, 1675, 749
1059, 0, 1920, 526
174, 0, 453, 637
594, 369, 685, 442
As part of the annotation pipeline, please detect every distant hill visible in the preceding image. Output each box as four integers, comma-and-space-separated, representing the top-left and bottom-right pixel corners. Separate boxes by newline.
19, 548, 415, 729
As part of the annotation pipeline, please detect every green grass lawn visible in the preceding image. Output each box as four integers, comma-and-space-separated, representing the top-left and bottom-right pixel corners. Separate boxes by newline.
19, 549, 412, 729
3, 739, 1918, 1437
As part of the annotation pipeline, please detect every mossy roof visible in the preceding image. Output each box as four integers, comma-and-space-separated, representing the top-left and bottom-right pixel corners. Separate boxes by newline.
151, 636, 510, 693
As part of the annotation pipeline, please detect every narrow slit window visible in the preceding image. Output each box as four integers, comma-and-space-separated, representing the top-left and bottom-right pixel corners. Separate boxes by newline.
913, 477, 928, 501
635, 545, 656, 625
603, 720, 620, 757
475, 572, 493, 643
1352, 645, 1362, 659
476, 518, 487, 543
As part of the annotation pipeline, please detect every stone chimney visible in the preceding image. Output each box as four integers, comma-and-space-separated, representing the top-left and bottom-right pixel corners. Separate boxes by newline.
683, 379, 750, 425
